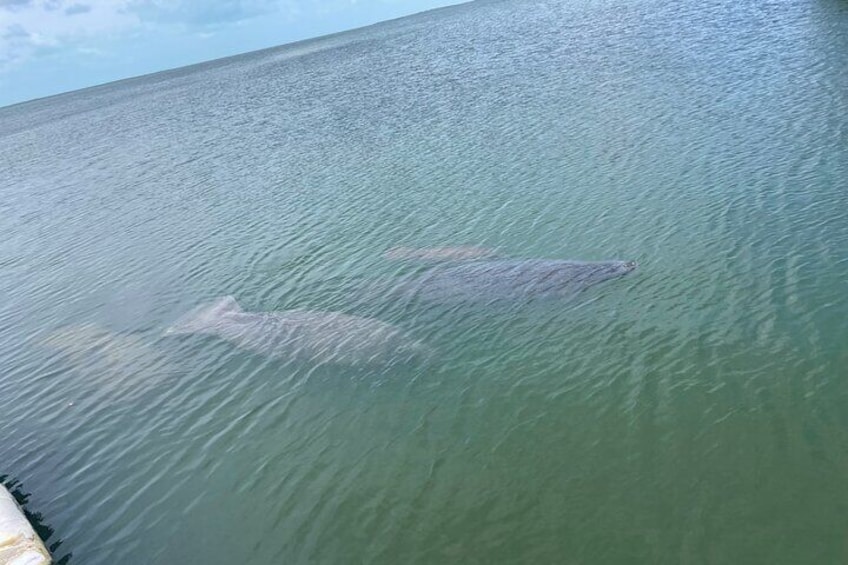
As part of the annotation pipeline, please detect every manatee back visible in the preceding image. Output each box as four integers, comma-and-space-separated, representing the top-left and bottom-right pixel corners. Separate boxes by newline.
166, 296, 243, 335
397, 260, 633, 302
232, 310, 431, 366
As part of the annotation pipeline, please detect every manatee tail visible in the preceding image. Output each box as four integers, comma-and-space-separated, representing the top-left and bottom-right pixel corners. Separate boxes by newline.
165, 296, 242, 335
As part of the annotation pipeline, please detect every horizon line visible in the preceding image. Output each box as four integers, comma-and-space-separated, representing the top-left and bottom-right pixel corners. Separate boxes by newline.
0, 1, 471, 111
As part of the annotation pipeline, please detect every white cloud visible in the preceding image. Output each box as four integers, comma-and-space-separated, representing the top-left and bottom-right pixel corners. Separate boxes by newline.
130, 0, 285, 26
0, 1, 139, 68
0, 0, 300, 69
76, 45, 104, 54
0, 1, 465, 74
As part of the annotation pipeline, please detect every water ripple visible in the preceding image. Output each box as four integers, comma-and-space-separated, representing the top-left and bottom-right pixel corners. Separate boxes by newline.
2, 0, 848, 562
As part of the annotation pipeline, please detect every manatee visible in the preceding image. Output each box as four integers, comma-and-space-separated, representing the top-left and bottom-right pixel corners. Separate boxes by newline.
166, 297, 430, 366
383, 259, 637, 302
42, 323, 177, 399
383, 246, 497, 261
43, 323, 152, 367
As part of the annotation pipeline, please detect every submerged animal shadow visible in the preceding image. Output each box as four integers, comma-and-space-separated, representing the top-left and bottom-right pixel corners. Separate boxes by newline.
165, 296, 434, 368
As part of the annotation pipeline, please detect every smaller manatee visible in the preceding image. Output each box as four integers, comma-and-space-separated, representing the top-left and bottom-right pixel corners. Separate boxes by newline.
166, 297, 431, 366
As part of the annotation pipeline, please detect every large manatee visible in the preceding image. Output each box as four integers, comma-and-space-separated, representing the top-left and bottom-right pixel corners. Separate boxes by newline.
384, 259, 637, 302
166, 297, 430, 366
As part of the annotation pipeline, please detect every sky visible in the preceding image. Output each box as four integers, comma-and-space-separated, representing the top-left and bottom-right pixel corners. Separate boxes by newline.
0, 0, 466, 108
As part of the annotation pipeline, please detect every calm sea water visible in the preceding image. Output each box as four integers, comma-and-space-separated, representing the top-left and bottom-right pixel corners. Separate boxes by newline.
2, 0, 848, 563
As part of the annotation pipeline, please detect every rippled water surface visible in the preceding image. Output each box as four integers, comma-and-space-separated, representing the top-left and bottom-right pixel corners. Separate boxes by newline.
2, 0, 848, 562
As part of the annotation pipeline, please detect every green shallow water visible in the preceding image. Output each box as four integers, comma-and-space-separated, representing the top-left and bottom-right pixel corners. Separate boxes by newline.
1, 0, 848, 562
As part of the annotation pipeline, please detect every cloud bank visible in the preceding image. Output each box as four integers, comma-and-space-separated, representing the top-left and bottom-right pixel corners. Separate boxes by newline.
0, 0, 138, 69
0, 0, 429, 69
0, 0, 464, 106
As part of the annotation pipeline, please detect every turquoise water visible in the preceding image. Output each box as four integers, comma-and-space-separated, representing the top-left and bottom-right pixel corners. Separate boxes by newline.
1, 0, 847, 562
